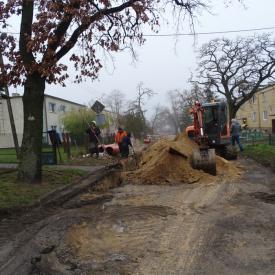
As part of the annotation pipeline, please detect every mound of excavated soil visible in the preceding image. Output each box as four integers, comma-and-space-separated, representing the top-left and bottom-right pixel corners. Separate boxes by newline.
125, 133, 240, 185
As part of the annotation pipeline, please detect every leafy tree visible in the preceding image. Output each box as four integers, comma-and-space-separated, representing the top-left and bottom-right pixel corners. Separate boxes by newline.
62, 108, 110, 143
121, 111, 145, 139
61, 108, 96, 143
0, 0, 233, 182
194, 34, 275, 120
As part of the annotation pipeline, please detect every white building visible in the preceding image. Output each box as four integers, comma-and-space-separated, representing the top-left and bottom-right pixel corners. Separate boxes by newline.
0, 93, 85, 148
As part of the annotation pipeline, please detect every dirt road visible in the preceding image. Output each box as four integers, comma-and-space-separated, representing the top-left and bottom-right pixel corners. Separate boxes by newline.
1, 158, 275, 274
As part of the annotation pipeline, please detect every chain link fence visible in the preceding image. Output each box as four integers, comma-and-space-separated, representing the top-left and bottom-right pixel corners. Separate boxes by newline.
240, 130, 275, 146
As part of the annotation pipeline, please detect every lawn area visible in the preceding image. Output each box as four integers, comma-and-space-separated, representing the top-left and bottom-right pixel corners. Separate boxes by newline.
0, 146, 87, 164
0, 148, 18, 163
0, 168, 88, 210
243, 144, 275, 168
0, 146, 115, 166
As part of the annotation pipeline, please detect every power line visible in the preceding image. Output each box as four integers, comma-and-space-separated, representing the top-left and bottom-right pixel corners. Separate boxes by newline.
143, 26, 275, 37
1, 26, 275, 37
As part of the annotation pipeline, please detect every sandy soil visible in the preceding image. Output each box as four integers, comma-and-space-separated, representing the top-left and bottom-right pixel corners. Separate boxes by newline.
126, 134, 241, 185
0, 158, 275, 275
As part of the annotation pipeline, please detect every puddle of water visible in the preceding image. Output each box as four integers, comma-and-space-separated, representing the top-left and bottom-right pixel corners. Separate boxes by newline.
251, 192, 275, 204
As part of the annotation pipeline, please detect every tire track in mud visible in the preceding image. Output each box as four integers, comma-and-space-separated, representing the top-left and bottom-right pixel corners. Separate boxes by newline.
0, 207, 59, 247
2, 159, 275, 274
133, 180, 240, 274
0, 207, 64, 274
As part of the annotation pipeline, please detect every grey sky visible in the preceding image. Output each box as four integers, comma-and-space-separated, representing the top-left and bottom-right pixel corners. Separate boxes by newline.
10, 0, 275, 116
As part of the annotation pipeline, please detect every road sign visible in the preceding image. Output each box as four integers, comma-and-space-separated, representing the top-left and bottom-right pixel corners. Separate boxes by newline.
91, 100, 105, 114
96, 113, 106, 126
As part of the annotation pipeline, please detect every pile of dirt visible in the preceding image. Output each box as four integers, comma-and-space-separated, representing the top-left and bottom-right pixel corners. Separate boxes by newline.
125, 133, 240, 185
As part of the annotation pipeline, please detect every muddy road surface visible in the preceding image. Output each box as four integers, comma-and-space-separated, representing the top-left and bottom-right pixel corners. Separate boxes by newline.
1, 159, 275, 275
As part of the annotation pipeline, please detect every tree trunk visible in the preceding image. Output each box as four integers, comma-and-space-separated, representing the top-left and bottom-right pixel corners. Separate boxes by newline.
227, 99, 238, 122
17, 73, 45, 183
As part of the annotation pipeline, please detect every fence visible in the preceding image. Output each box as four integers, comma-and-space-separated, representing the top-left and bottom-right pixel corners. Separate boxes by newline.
240, 130, 275, 146
0, 132, 117, 164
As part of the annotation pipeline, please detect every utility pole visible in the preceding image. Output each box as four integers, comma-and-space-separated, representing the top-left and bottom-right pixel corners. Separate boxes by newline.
0, 47, 20, 158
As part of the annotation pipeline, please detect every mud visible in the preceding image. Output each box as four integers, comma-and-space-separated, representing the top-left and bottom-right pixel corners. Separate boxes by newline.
0, 158, 275, 274
251, 192, 275, 204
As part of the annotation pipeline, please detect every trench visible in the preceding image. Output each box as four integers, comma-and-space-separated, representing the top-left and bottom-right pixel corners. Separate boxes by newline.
0, 166, 178, 275
0, 168, 125, 274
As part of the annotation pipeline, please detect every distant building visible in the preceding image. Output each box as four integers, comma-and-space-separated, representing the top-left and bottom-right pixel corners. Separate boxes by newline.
236, 85, 275, 133
0, 93, 85, 148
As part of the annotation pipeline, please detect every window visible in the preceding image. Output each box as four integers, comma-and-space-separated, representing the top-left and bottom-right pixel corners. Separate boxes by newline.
251, 112, 256, 121
203, 106, 218, 124
59, 105, 66, 112
263, 110, 268, 120
48, 102, 56, 113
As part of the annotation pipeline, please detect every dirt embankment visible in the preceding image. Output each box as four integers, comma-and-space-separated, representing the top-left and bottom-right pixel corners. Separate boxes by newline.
125, 133, 241, 185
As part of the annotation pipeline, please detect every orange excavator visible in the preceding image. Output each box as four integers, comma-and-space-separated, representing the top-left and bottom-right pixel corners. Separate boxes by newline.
186, 101, 236, 175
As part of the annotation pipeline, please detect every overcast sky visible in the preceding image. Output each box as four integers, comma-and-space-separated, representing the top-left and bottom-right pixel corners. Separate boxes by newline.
9, 0, 275, 117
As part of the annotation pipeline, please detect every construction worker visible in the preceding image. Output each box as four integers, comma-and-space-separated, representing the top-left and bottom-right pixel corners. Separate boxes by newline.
86, 120, 101, 157
115, 127, 127, 156
120, 132, 133, 158
230, 118, 243, 152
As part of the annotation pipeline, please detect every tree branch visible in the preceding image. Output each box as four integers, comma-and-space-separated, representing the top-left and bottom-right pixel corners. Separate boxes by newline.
55, 0, 137, 61
19, 0, 36, 67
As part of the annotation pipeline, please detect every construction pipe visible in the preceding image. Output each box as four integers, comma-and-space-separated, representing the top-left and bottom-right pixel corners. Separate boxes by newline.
103, 143, 120, 156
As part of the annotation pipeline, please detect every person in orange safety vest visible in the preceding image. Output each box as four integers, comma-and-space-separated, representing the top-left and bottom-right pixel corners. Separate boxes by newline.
115, 127, 127, 156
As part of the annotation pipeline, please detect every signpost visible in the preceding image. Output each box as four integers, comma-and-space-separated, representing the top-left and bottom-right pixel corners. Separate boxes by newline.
91, 100, 106, 126
96, 113, 106, 126
91, 100, 105, 114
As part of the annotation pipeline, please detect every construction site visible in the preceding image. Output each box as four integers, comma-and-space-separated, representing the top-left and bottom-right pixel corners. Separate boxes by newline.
1, 1, 275, 274
1, 131, 275, 275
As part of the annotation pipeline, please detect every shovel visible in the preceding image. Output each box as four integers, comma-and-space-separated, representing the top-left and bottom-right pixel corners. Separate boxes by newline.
131, 146, 138, 167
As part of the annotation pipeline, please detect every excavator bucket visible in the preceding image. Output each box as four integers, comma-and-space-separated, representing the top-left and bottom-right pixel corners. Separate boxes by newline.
191, 148, 216, 175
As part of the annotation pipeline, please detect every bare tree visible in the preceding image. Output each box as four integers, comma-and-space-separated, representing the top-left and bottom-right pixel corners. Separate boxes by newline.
103, 90, 125, 127
166, 89, 195, 134
194, 34, 275, 119
150, 104, 167, 134
129, 82, 155, 123
150, 104, 161, 133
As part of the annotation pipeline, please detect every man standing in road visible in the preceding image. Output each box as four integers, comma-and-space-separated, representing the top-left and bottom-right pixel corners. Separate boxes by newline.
120, 132, 133, 158
115, 127, 127, 156
86, 121, 101, 158
230, 118, 243, 152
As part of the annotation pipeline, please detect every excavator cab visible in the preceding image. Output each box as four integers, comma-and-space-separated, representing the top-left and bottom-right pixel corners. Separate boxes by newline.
187, 101, 235, 175
202, 101, 230, 147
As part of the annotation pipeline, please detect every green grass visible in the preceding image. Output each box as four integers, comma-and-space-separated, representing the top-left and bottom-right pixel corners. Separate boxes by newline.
0, 168, 88, 210
243, 144, 275, 168
0, 146, 87, 164
0, 148, 18, 163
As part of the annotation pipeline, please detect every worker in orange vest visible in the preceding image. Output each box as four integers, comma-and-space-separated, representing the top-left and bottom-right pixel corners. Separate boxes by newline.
115, 127, 127, 156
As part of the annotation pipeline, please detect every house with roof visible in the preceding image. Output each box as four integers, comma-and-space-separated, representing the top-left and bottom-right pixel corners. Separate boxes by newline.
0, 93, 86, 148
236, 84, 275, 133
